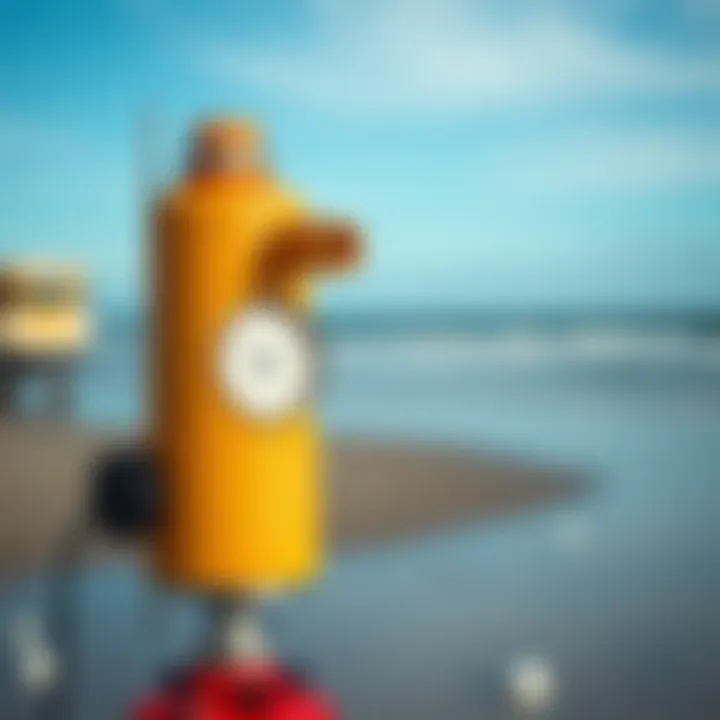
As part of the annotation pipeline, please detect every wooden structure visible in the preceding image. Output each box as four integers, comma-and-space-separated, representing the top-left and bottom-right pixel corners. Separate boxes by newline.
0, 263, 90, 418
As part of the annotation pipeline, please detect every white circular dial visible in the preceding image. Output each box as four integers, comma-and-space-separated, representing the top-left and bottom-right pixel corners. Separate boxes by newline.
219, 305, 315, 419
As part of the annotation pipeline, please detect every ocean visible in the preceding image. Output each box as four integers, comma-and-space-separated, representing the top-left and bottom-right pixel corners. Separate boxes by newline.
3, 308, 720, 719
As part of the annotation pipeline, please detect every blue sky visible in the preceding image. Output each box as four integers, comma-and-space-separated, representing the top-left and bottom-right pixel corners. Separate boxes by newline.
1, 0, 719, 310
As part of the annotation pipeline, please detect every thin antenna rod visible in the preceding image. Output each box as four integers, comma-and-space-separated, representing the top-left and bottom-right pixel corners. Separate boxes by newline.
137, 108, 164, 215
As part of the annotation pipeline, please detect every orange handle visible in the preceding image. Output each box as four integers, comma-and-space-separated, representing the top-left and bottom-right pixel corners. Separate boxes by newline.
259, 220, 362, 297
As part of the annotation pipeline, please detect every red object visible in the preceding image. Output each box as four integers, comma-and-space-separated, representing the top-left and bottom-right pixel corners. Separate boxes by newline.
134, 661, 337, 720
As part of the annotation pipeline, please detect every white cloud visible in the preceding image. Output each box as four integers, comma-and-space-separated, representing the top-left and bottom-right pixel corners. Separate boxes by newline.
489, 127, 720, 195
188, 0, 720, 114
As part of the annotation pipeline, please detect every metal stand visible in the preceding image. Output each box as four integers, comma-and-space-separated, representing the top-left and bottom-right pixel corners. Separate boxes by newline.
0, 355, 76, 420
0, 357, 19, 418
31, 355, 82, 720
133, 596, 336, 720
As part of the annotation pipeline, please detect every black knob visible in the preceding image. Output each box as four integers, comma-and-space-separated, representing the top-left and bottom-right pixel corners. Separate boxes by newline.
92, 449, 161, 538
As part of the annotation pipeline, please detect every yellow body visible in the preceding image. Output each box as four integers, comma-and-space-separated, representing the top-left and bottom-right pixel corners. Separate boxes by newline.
153, 173, 322, 592
0, 264, 90, 358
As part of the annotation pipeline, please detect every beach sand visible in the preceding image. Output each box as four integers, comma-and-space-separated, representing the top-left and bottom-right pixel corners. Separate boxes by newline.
0, 421, 582, 579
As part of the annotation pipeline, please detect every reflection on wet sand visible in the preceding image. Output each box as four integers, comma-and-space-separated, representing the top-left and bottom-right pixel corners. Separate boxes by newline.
0, 422, 582, 719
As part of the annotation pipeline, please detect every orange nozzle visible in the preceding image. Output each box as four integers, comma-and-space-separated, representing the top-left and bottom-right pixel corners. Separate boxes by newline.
189, 118, 265, 177
259, 220, 362, 296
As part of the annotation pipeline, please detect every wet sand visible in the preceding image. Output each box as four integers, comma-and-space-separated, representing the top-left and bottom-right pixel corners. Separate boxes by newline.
0, 421, 584, 719
0, 421, 582, 579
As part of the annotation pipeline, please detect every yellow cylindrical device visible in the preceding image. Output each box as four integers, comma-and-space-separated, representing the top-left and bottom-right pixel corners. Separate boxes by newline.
152, 119, 360, 593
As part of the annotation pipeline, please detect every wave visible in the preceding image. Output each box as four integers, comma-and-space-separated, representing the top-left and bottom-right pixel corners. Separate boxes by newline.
331, 330, 720, 370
